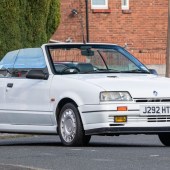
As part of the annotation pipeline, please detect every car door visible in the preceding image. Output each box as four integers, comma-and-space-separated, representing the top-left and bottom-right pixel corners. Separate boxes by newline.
5, 75, 53, 126
4, 48, 54, 126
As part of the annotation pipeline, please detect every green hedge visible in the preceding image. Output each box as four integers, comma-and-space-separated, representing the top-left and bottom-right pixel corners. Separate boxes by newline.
0, 0, 60, 58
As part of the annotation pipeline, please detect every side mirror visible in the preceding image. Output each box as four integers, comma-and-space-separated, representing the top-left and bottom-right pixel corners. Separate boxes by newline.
149, 69, 158, 75
26, 70, 49, 80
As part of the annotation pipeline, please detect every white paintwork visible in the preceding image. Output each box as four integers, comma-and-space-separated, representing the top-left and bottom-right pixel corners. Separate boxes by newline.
5, 76, 53, 125
0, 43, 170, 135
64, 73, 170, 98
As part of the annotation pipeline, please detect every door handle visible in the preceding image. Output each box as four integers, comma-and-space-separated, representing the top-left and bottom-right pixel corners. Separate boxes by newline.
7, 83, 13, 88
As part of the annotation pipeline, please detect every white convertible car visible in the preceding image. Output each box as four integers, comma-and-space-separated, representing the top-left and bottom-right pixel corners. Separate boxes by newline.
0, 43, 170, 146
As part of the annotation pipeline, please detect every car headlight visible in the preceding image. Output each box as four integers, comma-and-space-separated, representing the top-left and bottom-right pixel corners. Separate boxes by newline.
100, 91, 132, 101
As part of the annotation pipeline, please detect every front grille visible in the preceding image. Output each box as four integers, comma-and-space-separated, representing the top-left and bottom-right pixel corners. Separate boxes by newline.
134, 98, 170, 103
147, 116, 170, 122
128, 115, 170, 123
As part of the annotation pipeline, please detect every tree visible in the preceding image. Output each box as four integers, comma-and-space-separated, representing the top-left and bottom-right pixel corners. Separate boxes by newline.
0, 0, 60, 58
0, 1, 22, 57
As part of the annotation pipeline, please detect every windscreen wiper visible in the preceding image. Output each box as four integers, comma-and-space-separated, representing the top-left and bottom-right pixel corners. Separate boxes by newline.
120, 69, 150, 74
94, 69, 121, 73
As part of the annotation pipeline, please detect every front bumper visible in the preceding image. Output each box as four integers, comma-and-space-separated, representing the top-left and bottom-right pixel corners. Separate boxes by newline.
85, 127, 170, 135
78, 103, 170, 134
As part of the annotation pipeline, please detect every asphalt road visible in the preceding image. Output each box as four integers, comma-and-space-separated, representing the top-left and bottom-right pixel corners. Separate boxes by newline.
0, 134, 169, 170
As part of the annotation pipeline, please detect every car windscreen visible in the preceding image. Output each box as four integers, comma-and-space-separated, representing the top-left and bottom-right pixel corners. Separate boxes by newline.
47, 44, 150, 74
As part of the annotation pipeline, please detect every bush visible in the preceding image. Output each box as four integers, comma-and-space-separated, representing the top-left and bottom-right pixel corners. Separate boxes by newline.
0, 0, 60, 58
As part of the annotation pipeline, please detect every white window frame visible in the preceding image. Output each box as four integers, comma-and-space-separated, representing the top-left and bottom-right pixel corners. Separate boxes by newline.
91, 0, 108, 9
121, 0, 129, 10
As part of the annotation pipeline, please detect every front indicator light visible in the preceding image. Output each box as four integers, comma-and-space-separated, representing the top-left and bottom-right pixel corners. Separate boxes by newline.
114, 116, 127, 123
117, 106, 127, 111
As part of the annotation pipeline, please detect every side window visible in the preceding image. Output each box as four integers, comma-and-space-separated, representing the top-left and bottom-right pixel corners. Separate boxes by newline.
12, 48, 47, 78
91, 0, 108, 9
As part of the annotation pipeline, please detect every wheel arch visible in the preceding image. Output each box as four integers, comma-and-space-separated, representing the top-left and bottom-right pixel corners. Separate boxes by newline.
56, 98, 79, 123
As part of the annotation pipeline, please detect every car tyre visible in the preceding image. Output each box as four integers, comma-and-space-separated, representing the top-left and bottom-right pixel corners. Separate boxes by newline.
58, 103, 91, 146
158, 133, 170, 146
83, 135, 91, 145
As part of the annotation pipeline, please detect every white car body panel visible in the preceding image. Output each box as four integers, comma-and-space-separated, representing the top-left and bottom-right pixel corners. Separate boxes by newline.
64, 73, 170, 98
4, 75, 53, 126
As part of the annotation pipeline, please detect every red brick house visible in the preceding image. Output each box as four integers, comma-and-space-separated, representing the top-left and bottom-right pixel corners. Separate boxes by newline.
51, 0, 168, 75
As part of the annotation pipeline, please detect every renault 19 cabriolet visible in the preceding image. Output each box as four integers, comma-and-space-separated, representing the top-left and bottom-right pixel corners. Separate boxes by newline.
0, 43, 170, 146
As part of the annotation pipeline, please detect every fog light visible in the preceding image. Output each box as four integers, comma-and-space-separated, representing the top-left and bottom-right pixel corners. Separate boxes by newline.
114, 116, 127, 123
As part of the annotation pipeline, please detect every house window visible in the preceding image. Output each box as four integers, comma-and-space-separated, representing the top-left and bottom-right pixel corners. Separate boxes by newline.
121, 0, 129, 10
91, 0, 108, 9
